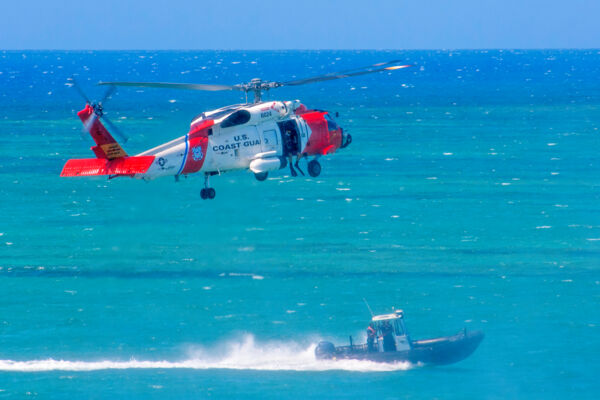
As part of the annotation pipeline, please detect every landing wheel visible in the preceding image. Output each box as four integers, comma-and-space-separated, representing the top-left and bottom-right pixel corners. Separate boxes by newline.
307, 159, 321, 177
200, 173, 216, 200
254, 172, 268, 181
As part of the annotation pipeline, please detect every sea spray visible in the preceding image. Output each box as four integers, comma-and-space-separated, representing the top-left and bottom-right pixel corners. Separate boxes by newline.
0, 335, 413, 373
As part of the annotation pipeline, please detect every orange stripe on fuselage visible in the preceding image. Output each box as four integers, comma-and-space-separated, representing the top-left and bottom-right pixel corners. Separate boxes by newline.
300, 111, 342, 156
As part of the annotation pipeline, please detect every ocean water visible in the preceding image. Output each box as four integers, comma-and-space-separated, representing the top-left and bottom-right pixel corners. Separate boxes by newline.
0, 50, 599, 398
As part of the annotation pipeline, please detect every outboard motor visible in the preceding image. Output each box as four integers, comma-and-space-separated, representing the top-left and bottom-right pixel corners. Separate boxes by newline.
315, 341, 336, 359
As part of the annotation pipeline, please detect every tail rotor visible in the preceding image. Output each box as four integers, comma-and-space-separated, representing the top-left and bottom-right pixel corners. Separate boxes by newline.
67, 77, 129, 143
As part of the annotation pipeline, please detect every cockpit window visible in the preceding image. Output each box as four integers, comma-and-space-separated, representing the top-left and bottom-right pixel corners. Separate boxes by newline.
324, 113, 339, 131
221, 110, 251, 128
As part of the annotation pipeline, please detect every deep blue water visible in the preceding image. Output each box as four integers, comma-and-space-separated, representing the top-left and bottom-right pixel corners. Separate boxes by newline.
0, 50, 599, 398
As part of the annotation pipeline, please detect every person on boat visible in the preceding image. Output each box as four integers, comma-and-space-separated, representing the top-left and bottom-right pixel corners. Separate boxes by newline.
367, 323, 377, 352
382, 321, 396, 352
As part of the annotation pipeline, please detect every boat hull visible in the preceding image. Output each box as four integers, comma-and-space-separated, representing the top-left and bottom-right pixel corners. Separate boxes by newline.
316, 330, 484, 366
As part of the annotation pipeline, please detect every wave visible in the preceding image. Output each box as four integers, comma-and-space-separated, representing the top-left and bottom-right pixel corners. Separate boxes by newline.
0, 335, 413, 373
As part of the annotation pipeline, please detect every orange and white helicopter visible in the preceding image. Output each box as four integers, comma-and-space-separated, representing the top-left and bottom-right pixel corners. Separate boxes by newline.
61, 61, 411, 199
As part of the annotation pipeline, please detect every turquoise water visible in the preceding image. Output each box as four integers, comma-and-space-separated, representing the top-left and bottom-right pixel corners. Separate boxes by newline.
0, 50, 599, 398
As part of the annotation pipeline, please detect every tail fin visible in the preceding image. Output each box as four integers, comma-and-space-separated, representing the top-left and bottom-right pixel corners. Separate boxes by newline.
61, 105, 154, 177
78, 104, 127, 160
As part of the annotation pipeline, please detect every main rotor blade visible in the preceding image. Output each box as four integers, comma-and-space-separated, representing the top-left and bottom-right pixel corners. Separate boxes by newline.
281, 61, 413, 87
99, 84, 117, 105
98, 81, 243, 92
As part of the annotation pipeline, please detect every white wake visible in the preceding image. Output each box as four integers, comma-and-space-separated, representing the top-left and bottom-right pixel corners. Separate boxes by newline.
0, 335, 413, 372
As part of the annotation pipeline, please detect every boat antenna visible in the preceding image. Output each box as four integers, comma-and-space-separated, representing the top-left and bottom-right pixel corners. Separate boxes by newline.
363, 298, 374, 318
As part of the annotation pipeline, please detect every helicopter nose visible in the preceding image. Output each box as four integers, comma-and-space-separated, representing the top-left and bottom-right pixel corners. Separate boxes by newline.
341, 129, 352, 149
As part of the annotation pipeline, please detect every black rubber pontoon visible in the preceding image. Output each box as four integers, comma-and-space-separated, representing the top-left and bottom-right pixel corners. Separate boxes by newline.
315, 309, 484, 366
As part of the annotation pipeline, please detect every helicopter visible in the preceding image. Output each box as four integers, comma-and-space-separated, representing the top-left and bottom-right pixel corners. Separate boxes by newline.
60, 61, 412, 199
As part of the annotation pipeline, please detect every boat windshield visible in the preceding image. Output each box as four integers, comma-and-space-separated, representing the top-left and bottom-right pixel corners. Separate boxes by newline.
374, 318, 405, 336
394, 319, 405, 336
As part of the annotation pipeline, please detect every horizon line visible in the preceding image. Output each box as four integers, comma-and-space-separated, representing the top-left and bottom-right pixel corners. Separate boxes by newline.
2, 48, 600, 52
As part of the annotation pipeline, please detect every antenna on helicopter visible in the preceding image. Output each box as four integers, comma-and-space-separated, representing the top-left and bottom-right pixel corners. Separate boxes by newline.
98, 60, 413, 104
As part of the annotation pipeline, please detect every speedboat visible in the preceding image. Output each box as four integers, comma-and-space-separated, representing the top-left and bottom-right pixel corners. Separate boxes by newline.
315, 309, 484, 365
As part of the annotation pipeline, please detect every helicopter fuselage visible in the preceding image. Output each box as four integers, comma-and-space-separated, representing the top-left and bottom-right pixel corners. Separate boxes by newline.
62, 99, 351, 198
62, 60, 409, 198
137, 99, 348, 180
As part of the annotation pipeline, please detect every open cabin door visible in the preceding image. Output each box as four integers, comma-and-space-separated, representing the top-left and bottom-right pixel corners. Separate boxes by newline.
277, 119, 302, 157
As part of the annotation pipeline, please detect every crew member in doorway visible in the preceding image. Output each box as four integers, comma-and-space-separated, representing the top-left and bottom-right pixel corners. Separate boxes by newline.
284, 129, 303, 177
382, 321, 396, 352
367, 323, 377, 352
294, 152, 305, 176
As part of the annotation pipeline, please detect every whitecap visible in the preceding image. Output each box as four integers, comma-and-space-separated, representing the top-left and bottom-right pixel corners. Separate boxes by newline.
237, 247, 255, 252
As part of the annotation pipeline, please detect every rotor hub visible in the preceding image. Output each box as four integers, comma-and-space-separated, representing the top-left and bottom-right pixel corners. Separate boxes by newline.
92, 103, 104, 117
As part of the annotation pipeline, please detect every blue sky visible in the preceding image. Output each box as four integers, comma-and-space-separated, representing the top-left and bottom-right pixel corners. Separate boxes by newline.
1, 0, 598, 49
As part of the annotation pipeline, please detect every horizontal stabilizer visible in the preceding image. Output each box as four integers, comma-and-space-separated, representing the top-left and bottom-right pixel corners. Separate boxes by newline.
61, 156, 155, 177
